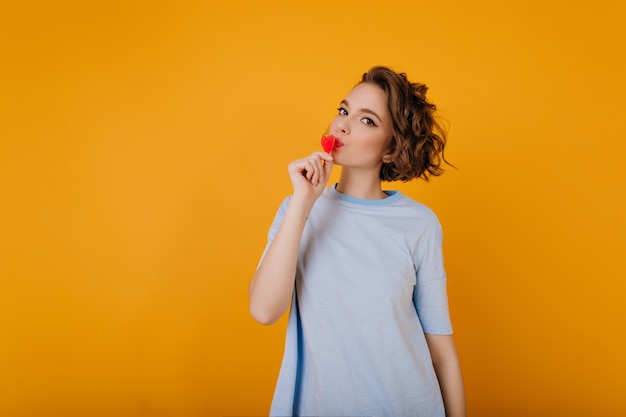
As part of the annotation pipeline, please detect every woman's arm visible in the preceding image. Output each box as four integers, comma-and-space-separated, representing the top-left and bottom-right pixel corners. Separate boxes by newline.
425, 333, 466, 417
248, 152, 333, 325
248, 196, 312, 324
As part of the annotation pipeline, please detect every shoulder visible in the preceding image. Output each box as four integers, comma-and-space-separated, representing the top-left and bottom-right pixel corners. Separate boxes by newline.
392, 192, 441, 226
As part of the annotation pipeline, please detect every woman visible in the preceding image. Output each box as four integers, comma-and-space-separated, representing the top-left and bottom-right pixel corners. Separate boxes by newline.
249, 66, 466, 417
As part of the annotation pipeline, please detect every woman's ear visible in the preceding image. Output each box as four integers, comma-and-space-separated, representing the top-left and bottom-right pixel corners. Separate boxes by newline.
382, 154, 393, 163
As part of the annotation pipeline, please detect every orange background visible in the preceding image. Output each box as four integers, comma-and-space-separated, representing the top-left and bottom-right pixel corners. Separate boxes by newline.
1, 1, 625, 416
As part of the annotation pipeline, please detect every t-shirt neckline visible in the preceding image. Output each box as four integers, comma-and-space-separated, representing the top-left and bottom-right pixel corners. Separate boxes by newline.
328, 183, 402, 206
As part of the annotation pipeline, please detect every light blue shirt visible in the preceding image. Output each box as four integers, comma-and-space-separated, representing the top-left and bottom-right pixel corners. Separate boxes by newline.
265, 185, 452, 417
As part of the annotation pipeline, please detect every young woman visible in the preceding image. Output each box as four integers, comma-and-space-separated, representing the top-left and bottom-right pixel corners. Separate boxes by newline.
249, 66, 466, 417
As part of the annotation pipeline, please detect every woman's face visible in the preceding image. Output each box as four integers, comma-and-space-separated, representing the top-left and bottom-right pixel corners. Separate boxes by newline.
329, 82, 394, 171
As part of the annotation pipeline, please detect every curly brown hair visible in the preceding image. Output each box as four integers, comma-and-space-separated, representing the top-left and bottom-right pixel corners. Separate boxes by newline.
359, 66, 451, 182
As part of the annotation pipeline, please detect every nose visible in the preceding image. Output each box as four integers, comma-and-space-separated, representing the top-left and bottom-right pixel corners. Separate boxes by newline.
336, 118, 350, 135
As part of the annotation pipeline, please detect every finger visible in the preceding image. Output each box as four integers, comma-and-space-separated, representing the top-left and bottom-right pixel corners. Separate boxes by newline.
306, 158, 318, 184
301, 156, 318, 183
313, 151, 334, 163
304, 161, 314, 181
322, 159, 334, 181
311, 157, 324, 184
288, 158, 309, 176
289, 153, 331, 185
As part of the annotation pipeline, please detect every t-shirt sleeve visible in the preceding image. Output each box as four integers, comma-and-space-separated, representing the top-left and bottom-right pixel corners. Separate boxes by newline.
412, 214, 453, 335
256, 195, 291, 268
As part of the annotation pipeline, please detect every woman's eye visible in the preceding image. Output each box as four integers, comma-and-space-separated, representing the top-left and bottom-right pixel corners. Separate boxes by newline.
362, 118, 377, 126
337, 107, 348, 116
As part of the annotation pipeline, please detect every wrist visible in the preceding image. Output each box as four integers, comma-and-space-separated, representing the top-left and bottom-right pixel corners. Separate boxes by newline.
288, 193, 317, 218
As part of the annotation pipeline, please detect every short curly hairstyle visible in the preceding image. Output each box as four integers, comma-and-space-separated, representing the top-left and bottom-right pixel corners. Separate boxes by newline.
359, 66, 451, 182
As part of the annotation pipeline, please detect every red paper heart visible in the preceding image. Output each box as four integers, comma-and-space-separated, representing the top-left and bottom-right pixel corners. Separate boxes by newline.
321, 135, 337, 153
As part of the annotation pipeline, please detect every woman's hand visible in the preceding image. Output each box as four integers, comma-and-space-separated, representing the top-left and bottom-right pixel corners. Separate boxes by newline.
288, 151, 334, 202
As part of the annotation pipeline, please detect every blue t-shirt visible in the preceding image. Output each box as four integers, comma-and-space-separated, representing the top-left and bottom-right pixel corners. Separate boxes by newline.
264, 185, 452, 417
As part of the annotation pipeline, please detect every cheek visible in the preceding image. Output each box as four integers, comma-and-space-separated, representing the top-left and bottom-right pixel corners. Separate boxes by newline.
377, 128, 394, 152
364, 131, 392, 152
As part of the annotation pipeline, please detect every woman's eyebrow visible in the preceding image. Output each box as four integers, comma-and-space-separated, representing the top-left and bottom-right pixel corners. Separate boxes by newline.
340, 99, 383, 123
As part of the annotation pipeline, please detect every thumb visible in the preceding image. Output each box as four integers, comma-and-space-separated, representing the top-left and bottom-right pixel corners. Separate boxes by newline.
323, 159, 334, 181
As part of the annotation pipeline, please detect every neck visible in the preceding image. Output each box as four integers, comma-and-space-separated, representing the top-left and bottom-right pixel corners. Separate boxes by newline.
336, 167, 387, 200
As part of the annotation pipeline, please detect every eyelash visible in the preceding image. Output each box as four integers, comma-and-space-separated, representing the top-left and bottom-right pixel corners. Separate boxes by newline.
337, 107, 377, 127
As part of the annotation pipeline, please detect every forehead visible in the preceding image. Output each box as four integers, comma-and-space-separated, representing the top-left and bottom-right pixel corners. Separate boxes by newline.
344, 82, 389, 114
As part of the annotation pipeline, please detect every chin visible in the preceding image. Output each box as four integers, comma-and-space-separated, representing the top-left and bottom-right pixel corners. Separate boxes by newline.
331, 156, 345, 167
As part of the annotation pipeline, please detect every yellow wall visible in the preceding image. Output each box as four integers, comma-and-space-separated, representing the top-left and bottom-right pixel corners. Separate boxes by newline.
1, 1, 625, 416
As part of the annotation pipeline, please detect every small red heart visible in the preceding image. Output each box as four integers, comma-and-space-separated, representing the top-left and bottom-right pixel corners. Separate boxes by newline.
321, 135, 337, 153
